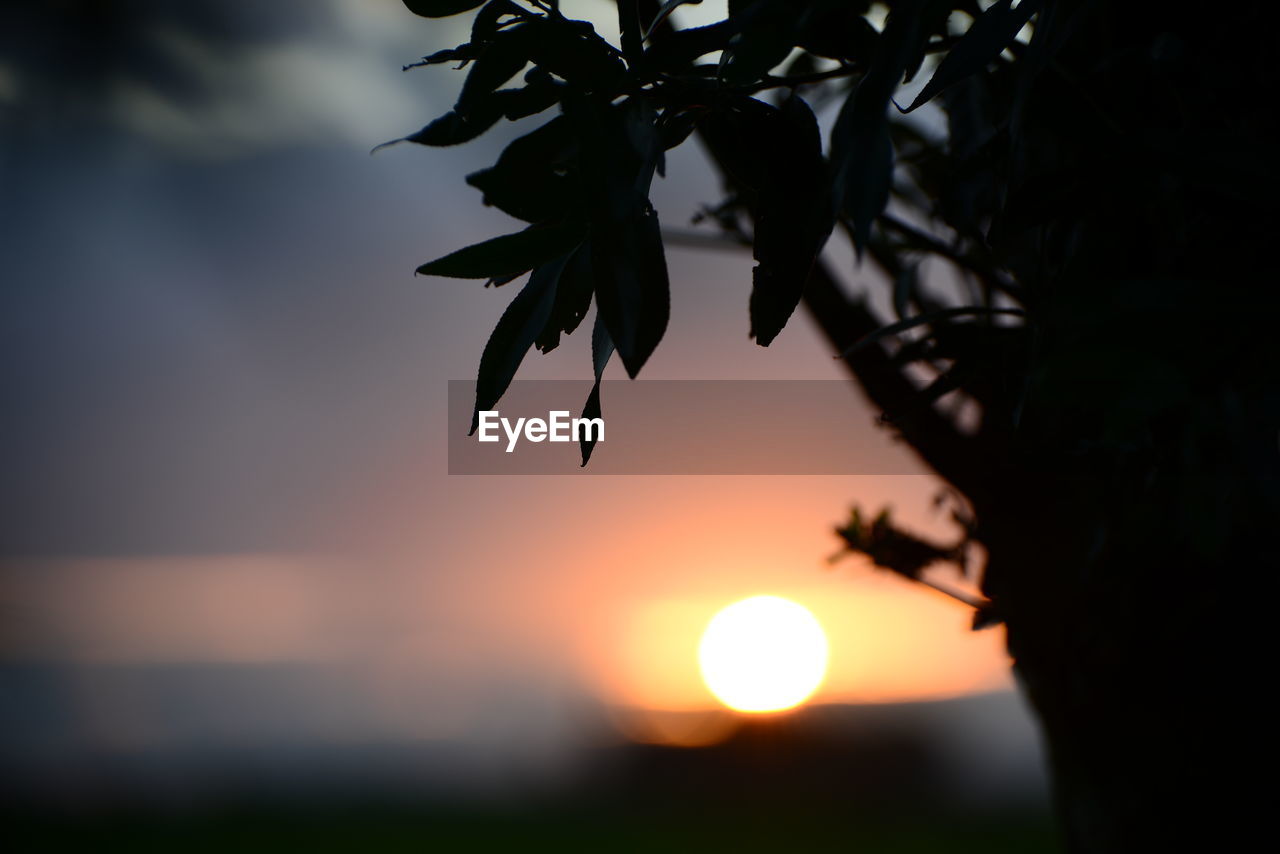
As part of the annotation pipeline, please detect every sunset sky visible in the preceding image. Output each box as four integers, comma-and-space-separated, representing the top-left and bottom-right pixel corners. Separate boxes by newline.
0, 0, 1037, 801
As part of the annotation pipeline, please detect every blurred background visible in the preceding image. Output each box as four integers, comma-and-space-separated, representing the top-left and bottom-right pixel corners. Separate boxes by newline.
1, 1, 1055, 849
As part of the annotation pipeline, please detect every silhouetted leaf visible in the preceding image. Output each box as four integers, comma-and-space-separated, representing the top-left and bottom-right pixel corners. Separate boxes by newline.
590, 201, 670, 378
580, 313, 614, 466
383, 104, 504, 148
470, 0, 525, 41
417, 221, 584, 279
830, 0, 926, 253
466, 116, 578, 222
696, 97, 774, 192
797, 3, 878, 62
833, 505, 968, 582
526, 18, 626, 89
749, 95, 834, 346
535, 241, 594, 353
402, 0, 485, 18
654, 108, 699, 178
498, 70, 564, 120
470, 253, 572, 433
658, 108, 699, 152
570, 96, 669, 378
410, 45, 480, 68
457, 26, 531, 111
644, 21, 734, 69
903, 0, 1042, 113
719, 0, 796, 84
832, 97, 893, 255
486, 271, 523, 288
900, 1, 953, 85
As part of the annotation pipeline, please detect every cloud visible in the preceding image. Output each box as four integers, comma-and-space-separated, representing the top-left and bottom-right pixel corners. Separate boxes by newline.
0, 0, 462, 158
0, 61, 18, 105
109, 2, 450, 158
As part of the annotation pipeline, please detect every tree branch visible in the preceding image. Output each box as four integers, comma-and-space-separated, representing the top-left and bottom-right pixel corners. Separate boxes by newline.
800, 261, 992, 506
878, 212, 1025, 304
639, 0, 994, 505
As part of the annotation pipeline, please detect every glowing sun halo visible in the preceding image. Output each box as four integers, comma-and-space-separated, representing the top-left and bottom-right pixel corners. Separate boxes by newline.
698, 595, 829, 713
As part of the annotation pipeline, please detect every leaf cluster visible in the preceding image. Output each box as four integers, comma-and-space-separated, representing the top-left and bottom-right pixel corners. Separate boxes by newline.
397, 0, 1040, 465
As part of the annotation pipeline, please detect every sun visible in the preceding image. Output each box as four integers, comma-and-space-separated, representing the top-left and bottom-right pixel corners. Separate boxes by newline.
698, 595, 829, 714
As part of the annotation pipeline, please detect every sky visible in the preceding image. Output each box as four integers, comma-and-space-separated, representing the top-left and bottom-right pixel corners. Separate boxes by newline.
0, 0, 1045, 806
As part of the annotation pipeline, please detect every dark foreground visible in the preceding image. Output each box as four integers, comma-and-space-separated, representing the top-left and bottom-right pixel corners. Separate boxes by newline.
8, 805, 1057, 853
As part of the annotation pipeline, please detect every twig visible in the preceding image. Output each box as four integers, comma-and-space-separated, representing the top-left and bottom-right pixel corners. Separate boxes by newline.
878, 212, 1025, 302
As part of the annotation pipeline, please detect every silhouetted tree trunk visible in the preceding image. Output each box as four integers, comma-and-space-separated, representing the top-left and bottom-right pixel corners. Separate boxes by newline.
799, 258, 1273, 850
687, 2, 1279, 845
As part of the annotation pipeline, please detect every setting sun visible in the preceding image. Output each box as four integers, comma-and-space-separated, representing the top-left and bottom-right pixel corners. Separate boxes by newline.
698, 595, 829, 713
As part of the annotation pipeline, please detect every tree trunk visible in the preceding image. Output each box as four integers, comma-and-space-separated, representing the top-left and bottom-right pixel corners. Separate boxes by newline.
977, 450, 1269, 850
800, 262, 1273, 850
677, 0, 1279, 838
1005, 569, 1260, 849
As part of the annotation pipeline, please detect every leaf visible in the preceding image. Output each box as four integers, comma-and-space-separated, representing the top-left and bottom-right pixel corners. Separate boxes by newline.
830, 0, 926, 253
797, 5, 878, 62
695, 97, 774, 192
525, 18, 626, 89
580, 312, 615, 466
719, 0, 797, 85
832, 97, 893, 255
486, 272, 523, 288
407, 45, 479, 69
470, 0, 525, 41
465, 116, 578, 222
470, 254, 572, 433
903, 0, 1043, 113
900, 0, 954, 85
417, 221, 584, 279
398, 17, 617, 153
590, 200, 670, 378
380, 103, 504, 149
749, 95, 834, 346
497, 71, 564, 121
837, 306, 1026, 358
644, 21, 734, 70
535, 241, 595, 353
457, 26, 531, 112
402, 0, 486, 18
658, 108, 699, 153
569, 96, 670, 378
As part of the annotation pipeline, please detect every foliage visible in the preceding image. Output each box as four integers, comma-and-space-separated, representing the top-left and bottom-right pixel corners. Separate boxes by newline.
396, 0, 1279, 601
396, 0, 1044, 467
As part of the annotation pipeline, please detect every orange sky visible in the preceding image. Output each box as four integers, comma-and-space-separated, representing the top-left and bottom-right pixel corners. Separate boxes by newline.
0, 1, 1015, 757
3, 472, 1011, 732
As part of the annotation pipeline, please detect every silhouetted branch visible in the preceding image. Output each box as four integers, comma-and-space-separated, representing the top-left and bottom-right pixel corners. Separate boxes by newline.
878, 212, 1025, 303
661, 228, 752, 252
800, 261, 993, 506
